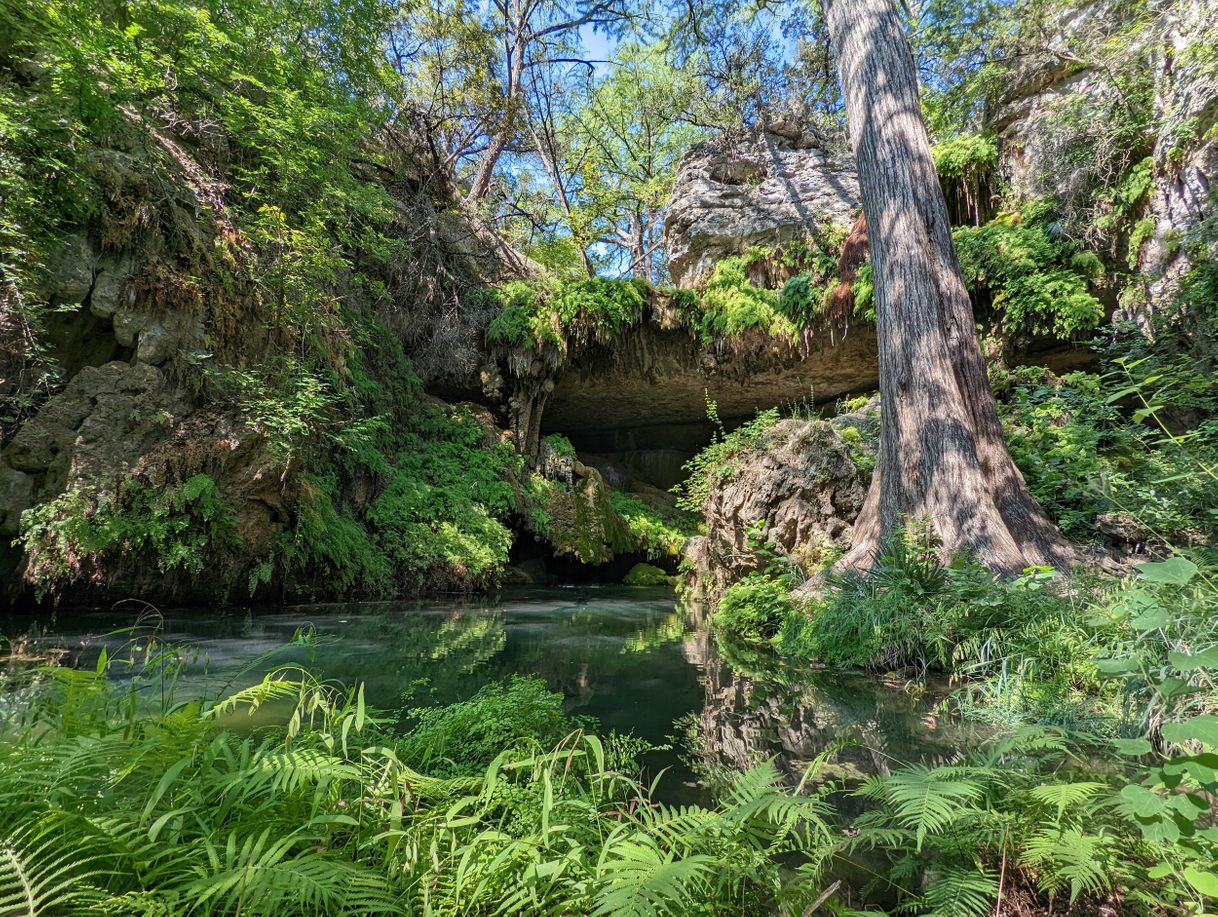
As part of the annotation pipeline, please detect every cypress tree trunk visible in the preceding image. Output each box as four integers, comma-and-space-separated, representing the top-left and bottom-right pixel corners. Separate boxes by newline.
824, 0, 1073, 573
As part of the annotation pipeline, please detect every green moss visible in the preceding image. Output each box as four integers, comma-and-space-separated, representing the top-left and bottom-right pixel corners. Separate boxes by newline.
541, 471, 632, 565
609, 491, 698, 560
623, 562, 673, 586
1128, 216, 1156, 269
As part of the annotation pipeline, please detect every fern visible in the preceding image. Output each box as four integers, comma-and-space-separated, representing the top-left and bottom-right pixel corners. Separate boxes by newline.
0, 827, 105, 915
858, 766, 984, 852
1019, 827, 1117, 904
919, 864, 999, 917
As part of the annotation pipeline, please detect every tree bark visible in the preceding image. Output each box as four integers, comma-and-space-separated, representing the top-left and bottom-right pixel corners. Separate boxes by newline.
824, 0, 1073, 574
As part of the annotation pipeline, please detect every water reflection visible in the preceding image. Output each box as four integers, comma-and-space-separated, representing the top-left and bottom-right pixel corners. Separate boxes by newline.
5, 588, 981, 801
681, 629, 984, 796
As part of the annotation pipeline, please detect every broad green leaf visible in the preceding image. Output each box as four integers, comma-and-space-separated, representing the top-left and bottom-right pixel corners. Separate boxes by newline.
1096, 657, 1140, 675
1162, 716, 1218, 748
1111, 738, 1153, 756
1183, 867, 1218, 898
1117, 783, 1166, 818
1136, 556, 1199, 585
1169, 647, 1218, 671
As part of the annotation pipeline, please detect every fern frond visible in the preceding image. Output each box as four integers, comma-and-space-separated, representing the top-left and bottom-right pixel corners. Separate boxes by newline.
0, 826, 106, 915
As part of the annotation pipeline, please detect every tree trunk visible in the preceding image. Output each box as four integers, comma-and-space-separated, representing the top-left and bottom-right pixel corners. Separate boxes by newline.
824, 0, 1073, 574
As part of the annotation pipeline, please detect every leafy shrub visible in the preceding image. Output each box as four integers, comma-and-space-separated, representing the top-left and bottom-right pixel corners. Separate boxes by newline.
674, 400, 780, 513
21, 475, 240, 592
953, 208, 1105, 337
485, 277, 647, 350
399, 676, 582, 774
609, 491, 698, 560
623, 562, 673, 585
848, 558, 1218, 916
543, 432, 577, 459
997, 366, 1218, 542
697, 256, 794, 340
715, 574, 792, 641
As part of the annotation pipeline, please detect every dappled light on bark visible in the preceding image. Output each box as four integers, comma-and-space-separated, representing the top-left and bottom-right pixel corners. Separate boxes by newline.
823, 0, 1074, 574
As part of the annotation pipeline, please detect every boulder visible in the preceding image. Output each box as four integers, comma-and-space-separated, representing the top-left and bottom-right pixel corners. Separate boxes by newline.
683, 415, 869, 603
664, 126, 860, 288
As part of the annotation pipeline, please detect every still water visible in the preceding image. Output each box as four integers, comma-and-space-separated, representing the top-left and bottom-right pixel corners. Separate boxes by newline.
6, 585, 978, 802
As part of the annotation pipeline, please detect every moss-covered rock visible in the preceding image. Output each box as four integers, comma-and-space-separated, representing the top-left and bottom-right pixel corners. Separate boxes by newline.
540, 466, 632, 565
623, 562, 674, 586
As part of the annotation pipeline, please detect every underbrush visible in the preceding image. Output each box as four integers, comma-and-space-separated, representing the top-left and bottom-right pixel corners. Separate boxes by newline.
0, 651, 834, 916
995, 366, 1218, 545
708, 538, 1218, 914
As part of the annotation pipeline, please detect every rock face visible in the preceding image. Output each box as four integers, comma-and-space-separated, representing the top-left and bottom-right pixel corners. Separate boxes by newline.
663, 125, 861, 288
1143, 0, 1218, 309
0, 362, 189, 536
682, 412, 872, 603
544, 317, 881, 457
991, 0, 1218, 311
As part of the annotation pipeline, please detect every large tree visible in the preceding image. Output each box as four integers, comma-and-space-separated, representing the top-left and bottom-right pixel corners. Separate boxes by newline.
823, 0, 1074, 573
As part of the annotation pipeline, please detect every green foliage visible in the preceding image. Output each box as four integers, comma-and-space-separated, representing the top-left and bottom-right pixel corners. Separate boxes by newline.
847, 558, 1218, 916
932, 134, 998, 180
553, 277, 648, 343
851, 262, 875, 321
997, 366, 1218, 542
544, 432, 577, 459
623, 562, 673, 586
399, 676, 583, 775
777, 533, 1073, 676
953, 209, 1105, 337
610, 491, 698, 561
674, 400, 780, 513
485, 280, 559, 348
269, 474, 391, 596
20, 475, 240, 592
696, 257, 794, 340
714, 574, 793, 642
486, 277, 648, 352
0, 654, 835, 915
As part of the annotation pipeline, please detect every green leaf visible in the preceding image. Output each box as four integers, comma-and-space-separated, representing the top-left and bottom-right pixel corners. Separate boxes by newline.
1183, 867, 1218, 898
1136, 556, 1199, 585
1162, 716, 1218, 748
1096, 657, 1140, 675
1117, 783, 1166, 818
1169, 647, 1218, 671
1111, 738, 1153, 756
1131, 608, 1171, 630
